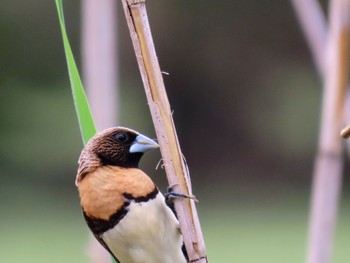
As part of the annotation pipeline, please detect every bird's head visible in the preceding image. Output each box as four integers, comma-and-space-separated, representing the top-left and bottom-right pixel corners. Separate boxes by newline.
76, 127, 159, 184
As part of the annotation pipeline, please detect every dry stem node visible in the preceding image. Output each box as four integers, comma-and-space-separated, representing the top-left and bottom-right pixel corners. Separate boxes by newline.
127, 0, 145, 6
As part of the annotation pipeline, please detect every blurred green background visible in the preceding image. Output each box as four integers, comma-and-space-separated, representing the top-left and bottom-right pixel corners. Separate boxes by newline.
0, 0, 349, 262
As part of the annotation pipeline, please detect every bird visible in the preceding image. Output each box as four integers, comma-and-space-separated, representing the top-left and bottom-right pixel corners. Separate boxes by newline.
75, 127, 188, 263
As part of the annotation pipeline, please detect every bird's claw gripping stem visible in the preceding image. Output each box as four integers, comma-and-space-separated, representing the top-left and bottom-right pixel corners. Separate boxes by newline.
165, 186, 198, 203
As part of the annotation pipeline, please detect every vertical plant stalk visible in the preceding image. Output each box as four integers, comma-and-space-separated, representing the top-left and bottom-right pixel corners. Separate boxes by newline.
307, 1, 350, 263
81, 0, 119, 262
291, 1, 350, 262
120, 0, 208, 262
82, 0, 119, 130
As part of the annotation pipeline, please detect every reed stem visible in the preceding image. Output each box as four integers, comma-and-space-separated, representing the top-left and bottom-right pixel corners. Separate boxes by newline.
120, 1, 208, 262
306, 1, 350, 263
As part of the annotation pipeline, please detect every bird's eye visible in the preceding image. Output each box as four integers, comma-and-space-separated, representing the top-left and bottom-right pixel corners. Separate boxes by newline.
115, 132, 128, 142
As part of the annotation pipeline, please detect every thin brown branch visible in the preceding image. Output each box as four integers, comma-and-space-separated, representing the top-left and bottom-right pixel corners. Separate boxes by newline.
120, 0, 208, 262
306, 1, 350, 263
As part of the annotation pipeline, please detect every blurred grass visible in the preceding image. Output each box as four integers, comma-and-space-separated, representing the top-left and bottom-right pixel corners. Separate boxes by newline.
0, 182, 349, 263
202, 197, 350, 263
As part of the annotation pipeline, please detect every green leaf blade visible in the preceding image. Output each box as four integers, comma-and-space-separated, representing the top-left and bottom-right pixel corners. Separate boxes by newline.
55, 0, 96, 145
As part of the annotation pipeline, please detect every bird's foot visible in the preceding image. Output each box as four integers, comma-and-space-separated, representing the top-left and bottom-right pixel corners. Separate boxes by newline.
165, 186, 198, 204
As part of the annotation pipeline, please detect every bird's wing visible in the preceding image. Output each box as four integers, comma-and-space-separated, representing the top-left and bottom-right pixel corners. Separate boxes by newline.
93, 233, 121, 263
83, 211, 122, 263
164, 193, 189, 261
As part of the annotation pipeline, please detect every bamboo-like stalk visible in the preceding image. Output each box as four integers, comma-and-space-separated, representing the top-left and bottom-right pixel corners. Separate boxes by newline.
82, 0, 119, 262
120, 1, 208, 262
291, 1, 350, 262
306, 1, 350, 263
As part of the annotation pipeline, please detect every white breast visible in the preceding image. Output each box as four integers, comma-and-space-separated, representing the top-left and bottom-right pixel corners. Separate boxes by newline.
101, 192, 187, 263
